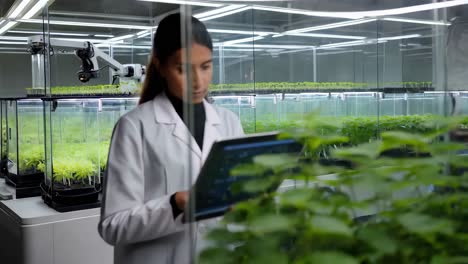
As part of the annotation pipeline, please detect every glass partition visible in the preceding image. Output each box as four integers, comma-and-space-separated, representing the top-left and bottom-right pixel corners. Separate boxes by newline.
2, 99, 44, 198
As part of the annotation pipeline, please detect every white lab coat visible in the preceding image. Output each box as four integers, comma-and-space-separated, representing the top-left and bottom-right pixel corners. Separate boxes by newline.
98, 92, 244, 264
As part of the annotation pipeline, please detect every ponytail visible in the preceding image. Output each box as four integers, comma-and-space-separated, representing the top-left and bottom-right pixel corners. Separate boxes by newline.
138, 54, 165, 105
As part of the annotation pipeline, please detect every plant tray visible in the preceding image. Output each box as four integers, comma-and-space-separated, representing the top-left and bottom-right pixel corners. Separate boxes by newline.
40, 182, 100, 212
5, 171, 44, 188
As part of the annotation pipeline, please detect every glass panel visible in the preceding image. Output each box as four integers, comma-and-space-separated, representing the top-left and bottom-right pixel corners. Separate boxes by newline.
6, 100, 18, 176
0, 100, 7, 177
204, 7, 256, 132
98, 97, 138, 175
17, 99, 44, 175
44, 99, 101, 209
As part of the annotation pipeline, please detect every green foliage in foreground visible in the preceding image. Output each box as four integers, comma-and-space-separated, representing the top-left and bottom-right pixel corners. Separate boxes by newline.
199, 115, 468, 264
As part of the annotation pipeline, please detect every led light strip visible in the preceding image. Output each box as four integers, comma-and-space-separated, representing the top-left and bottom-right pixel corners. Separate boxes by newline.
22, 0, 48, 19
17, 18, 153, 30
106, 34, 135, 42
0, 36, 28, 40
8, 0, 33, 19
94, 34, 115, 38
138, 0, 222, 7
194, 5, 245, 19
0, 40, 27, 44
0, 22, 18, 35
208, 29, 275, 36
319, 39, 390, 49
287, 18, 377, 34
221, 36, 264, 45
251, 5, 362, 19
215, 43, 316, 49
200, 6, 252, 21
273, 32, 366, 40
50, 37, 119, 44
378, 34, 421, 41
9, 30, 91, 36
382, 17, 451, 26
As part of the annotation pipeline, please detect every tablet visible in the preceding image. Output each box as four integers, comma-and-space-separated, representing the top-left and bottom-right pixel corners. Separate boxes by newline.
187, 132, 302, 221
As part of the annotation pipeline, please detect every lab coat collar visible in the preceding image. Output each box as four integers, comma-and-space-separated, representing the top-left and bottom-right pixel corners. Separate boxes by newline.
152, 92, 222, 160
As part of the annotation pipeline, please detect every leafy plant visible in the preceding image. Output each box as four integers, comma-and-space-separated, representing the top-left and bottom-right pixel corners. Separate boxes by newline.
199, 115, 468, 263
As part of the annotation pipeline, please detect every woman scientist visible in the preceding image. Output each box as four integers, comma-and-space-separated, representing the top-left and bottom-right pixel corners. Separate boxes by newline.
98, 13, 244, 264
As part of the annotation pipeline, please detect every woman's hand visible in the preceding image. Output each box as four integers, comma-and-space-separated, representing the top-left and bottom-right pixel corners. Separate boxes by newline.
175, 191, 189, 210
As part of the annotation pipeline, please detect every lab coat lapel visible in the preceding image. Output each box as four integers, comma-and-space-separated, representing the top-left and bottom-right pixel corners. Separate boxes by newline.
152, 93, 202, 159
202, 100, 222, 162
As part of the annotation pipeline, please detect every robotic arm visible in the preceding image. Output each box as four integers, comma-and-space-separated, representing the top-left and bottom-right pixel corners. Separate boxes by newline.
28, 35, 145, 83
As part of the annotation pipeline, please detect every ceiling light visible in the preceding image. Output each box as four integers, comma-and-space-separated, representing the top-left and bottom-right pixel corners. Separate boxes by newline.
94, 34, 115, 38
208, 29, 275, 36
405, 52, 432, 57
222, 36, 264, 45
9, 30, 91, 37
0, 40, 27, 45
319, 40, 367, 49
50, 37, 116, 43
277, 48, 315, 55
358, 0, 468, 17
195, 5, 245, 19
9, 0, 33, 19
18, 19, 153, 30
318, 39, 387, 49
317, 49, 362, 56
273, 32, 366, 40
216, 43, 315, 49
136, 32, 151, 39
136, 30, 152, 39
287, 18, 377, 34
251, 5, 362, 19
0, 22, 18, 35
138, 0, 222, 7
0, 36, 28, 40
136, 30, 150, 36
200, 6, 252, 21
378, 34, 421, 41
111, 45, 152, 49
220, 48, 265, 52
382, 17, 450, 26
250, 1, 468, 19
22, 0, 48, 19
106, 34, 135, 42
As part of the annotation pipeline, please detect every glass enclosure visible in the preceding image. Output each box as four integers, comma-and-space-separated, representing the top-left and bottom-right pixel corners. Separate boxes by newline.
3, 99, 44, 198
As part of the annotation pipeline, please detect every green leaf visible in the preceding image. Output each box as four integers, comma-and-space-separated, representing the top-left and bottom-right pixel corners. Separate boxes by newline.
249, 214, 293, 233
199, 248, 233, 264
397, 213, 454, 235
254, 153, 299, 168
279, 188, 312, 208
332, 142, 381, 160
356, 226, 397, 255
310, 216, 352, 237
247, 251, 289, 264
297, 252, 358, 264
380, 131, 430, 152
431, 255, 468, 264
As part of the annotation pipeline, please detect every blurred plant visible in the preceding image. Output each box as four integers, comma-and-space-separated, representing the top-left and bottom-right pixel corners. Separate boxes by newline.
199, 115, 468, 264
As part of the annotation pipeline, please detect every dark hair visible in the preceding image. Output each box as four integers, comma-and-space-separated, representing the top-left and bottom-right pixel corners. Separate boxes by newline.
139, 13, 213, 105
